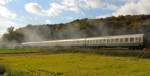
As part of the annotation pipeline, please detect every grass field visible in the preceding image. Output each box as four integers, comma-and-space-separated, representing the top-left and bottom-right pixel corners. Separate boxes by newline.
0, 53, 150, 76
0, 48, 43, 53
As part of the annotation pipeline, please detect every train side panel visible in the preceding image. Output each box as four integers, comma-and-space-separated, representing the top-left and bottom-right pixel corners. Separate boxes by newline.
20, 34, 144, 49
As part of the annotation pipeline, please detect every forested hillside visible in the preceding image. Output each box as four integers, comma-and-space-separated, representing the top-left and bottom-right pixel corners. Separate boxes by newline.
2, 15, 150, 43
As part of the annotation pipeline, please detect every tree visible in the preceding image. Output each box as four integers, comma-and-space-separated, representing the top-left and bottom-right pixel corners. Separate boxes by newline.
2, 26, 24, 43
7, 26, 14, 34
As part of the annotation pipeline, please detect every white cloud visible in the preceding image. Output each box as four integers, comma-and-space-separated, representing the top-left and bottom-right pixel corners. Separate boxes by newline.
61, 0, 80, 12
0, 18, 22, 35
0, 5, 16, 19
83, 0, 106, 8
113, 0, 150, 16
0, 0, 16, 19
25, 1, 79, 17
0, 0, 18, 36
47, 3, 65, 17
25, 2, 65, 17
0, 0, 12, 5
45, 20, 51, 24
25, 0, 112, 17
25, 3, 47, 16
96, 14, 112, 19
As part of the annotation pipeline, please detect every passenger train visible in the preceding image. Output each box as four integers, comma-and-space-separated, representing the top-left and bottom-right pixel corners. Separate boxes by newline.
21, 34, 146, 49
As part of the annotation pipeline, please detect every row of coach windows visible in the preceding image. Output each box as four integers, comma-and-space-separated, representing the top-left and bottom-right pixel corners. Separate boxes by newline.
86, 37, 142, 44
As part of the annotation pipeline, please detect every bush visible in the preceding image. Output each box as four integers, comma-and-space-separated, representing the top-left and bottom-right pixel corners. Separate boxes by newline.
0, 65, 5, 75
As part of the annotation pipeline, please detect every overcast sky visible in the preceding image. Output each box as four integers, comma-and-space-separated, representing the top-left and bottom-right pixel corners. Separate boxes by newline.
0, 0, 150, 35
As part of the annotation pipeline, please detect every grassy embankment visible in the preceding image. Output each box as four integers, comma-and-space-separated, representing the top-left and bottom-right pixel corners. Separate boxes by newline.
0, 52, 150, 76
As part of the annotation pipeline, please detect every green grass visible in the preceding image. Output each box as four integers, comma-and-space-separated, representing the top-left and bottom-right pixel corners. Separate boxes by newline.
0, 48, 42, 53
0, 53, 150, 76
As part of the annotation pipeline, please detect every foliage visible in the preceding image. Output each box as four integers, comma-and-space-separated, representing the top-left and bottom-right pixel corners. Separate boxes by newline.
2, 26, 24, 43
2, 15, 150, 43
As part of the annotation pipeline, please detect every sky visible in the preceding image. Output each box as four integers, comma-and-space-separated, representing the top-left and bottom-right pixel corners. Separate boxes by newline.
0, 0, 150, 36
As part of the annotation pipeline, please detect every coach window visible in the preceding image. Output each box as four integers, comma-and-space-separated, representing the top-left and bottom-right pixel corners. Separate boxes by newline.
139, 37, 143, 42
106, 39, 108, 43
109, 39, 111, 43
81, 41, 83, 44
100, 40, 103, 44
112, 39, 115, 43
107, 39, 110, 43
110, 39, 112, 43
97, 40, 99, 44
95, 40, 97, 44
91, 40, 93, 44
107, 39, 109, 43
107, 39, 109, 44
98, 40, 100, 44
110, 39, 113, 43
103, 39, 106, 43
94, 40, 96, 44
93, 40, 95, 44
99, 39, 102, 44
106, 39, 108, 44
108, 39, 111, 43
90, 40, 93, 44
115, 39, 118, 43
135, 37, 139, 42
101, 39, 103, 43
130, 37, 134, 43
87, 40, 90, 44
85, 40, 87, 45
89, 40, 92, 44
111, 39, 114, 43
103, 39, 105, 43
120, 38, 123, 43
125, 38, 128, 42
92, 40, 94, 44
96, 40, 99, 44
90, 40, 92, 44
108, 39, 110, 43
89, 40, 91, 44
86, 40, 88, 44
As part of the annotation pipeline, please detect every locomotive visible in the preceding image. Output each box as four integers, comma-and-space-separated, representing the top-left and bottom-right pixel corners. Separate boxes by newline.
21, 34, 148, 49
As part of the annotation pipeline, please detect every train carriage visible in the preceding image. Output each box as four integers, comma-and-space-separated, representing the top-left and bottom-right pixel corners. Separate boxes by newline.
21, 34, 145, 49
85, 34, 144, 49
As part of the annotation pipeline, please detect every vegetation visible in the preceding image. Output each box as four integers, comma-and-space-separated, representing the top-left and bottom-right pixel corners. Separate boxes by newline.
1, 15, 150, 43
0, 48, 43, 53
2, 26, 24, 43
0, 53, 150, 76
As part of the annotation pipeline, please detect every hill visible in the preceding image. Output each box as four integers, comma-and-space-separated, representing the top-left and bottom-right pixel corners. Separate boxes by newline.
2, 15, 150, 42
